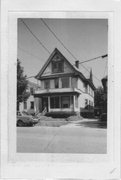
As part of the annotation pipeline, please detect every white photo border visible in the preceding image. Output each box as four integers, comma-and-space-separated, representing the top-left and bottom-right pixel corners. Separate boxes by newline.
1, 1, 121, 179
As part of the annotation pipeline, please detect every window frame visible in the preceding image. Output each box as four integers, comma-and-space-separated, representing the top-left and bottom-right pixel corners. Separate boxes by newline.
61, 77, 70, 88
52, 60, 64, 74
30, 101, 34, 109
44, 79, 50, 89
61, 96, 70, 108
50, 96, 60, 109
54, 78, 59, 88
24, 101, 27, 109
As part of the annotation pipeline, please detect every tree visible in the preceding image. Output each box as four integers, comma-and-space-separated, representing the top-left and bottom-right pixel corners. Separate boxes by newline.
17, 59, 30, 110
94, 86, 104, 108
94, 86, 107, 113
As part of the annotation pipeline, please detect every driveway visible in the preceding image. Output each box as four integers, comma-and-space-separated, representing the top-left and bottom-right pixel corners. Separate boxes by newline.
17, 119, 107, 153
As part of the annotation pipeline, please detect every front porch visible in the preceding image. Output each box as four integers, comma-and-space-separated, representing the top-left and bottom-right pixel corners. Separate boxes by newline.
35, 93, 80, 116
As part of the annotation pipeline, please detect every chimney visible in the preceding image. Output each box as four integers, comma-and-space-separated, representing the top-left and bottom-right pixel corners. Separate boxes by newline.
89, 68, 93, 82
75, 60, 79, 69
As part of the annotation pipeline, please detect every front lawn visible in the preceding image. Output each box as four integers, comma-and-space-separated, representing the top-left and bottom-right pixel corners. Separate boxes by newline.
35, 118, 69, 127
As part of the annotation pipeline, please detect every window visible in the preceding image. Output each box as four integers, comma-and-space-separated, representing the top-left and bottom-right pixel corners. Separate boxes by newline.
54, 78, 59, 88
61, 96, 70, 108
85, 99, 88, 106
44, 80, 50, 89
30, 87, 34, 95
24, 101, 27, 109
61, 77, 70, 88
52, 60, 64, 73
50, 97, 54, 108
71, 77, 77, 88
30, 101, 34, 109
50, 96, 60, 108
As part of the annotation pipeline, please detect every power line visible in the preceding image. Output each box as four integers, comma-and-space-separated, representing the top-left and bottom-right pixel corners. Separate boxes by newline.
41, 18, 101, 82
20, 18, 102, 83
19, 45, 107, 82
41, 19, 79, 62
18, 46, 42, 61
41, 19, 87, 69
103, 60, 108, 77
79, 54, 108, 64
21, 19, 51, 55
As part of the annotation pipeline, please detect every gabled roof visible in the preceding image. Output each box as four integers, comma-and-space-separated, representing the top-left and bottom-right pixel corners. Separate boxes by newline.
35, 48, 96, 90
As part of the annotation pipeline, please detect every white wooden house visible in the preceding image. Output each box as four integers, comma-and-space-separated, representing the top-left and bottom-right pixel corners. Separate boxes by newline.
34, 48, 95, 116
19, 81, 40, 114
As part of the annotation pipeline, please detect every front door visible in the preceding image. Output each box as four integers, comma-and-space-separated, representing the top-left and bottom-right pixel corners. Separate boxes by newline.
42, 97, 48, 112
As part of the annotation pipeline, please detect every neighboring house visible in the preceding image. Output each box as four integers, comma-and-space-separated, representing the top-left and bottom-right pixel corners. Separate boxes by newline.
101, 76, 108, 113
34, 48, 96, 116
101, 76, 107, 94
19, 81, 40, 114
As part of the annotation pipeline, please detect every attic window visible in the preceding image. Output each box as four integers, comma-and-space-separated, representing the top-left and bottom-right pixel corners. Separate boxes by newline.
52, 60, 64, 73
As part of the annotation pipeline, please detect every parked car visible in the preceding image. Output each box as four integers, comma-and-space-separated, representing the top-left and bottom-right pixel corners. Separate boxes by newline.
17, 111, 38, 127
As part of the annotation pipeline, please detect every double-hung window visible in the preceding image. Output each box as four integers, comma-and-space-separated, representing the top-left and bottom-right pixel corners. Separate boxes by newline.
50, 96, 60, 108
61, 77, 70, 88
54, 78, 59, 88
61, 96, 70, 108
44, 80, 50, 89
52, 60, 64, 73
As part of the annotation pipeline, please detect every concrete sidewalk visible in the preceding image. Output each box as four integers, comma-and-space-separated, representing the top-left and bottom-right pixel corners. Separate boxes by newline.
61, 118, 107, 129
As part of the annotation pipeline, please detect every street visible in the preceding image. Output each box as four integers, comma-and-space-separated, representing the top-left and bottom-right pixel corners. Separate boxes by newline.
17, 119, 107, 154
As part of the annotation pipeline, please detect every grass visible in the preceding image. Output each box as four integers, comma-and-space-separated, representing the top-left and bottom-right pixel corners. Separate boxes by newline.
35, 114, 83, 127
36, 119, 69, 127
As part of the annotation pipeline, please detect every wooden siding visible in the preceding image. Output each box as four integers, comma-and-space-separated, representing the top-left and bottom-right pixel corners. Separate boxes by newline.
42, 59, 74, 77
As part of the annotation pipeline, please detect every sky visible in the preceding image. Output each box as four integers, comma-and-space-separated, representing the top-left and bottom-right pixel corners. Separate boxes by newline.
17, 18, 108, 88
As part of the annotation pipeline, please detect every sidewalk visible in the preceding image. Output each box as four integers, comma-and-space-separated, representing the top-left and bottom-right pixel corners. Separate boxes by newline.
61, 118, 107, 129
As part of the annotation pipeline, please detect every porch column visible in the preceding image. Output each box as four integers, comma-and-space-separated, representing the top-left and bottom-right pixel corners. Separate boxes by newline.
59, 96, 61, 108
34, 97, 41, 114
48, 96, 50, 112
73, 95, 75, 112
69, 77, 71, 88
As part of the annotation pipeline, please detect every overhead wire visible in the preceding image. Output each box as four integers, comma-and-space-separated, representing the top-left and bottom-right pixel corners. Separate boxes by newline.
79, 54, 108, 64
21, 19, 51, 55
41, 18, 102, 82
18, 46, 42, 61
20, 18, 106, 83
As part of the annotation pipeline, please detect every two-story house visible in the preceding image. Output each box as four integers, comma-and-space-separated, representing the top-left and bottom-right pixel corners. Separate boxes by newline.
34, 48, 95, 116
19, 81, 40, 115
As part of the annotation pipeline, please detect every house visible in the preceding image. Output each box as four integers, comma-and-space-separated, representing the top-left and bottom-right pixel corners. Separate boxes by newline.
34, 48, 96, 117
101, 76, 108, 113
102, 76, 107, 93
19, 81, 40, 115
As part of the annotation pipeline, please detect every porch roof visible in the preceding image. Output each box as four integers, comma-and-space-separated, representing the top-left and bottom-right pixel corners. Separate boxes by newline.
34, 88, 81, 97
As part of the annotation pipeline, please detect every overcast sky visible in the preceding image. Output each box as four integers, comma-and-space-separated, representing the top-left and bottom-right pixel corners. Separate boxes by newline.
18, 18, 108, 88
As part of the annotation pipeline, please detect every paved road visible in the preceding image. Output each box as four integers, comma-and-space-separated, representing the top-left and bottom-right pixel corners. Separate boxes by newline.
17, 120, 107, 154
